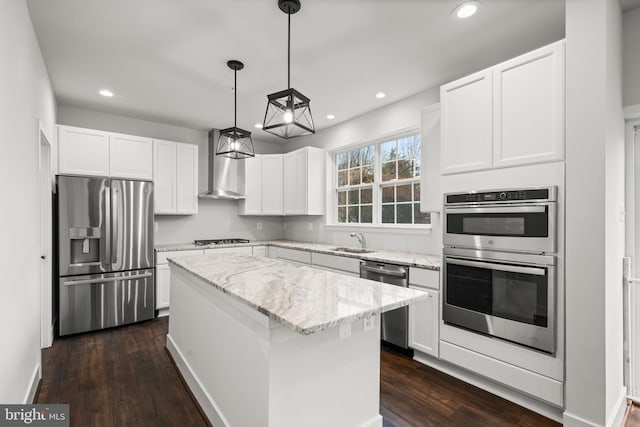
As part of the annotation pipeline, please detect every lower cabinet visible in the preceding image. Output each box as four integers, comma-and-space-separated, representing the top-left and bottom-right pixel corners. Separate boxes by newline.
274, 247, 311, 265
156, 264, 171, 311
204, 247, 253, 256
408, 287, 440, 358
252, 246, 268, 257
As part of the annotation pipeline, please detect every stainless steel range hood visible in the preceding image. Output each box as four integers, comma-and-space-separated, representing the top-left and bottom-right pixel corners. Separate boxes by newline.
198, 129, 246, 200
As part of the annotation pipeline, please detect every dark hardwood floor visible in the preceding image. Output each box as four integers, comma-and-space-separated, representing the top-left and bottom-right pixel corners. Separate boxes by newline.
36, 318, 209, 427
37, 318, 560, 427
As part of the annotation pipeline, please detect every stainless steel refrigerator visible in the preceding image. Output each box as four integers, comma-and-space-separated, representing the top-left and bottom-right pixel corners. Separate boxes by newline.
56, 175, 154, 336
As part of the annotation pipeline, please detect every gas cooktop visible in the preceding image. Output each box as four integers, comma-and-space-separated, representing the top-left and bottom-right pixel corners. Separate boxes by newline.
194, 238, 250, 246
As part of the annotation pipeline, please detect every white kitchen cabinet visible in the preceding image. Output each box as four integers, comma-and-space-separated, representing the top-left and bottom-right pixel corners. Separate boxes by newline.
58, 125, 110, 177
155, 248, 204, 316
153, 139, 198, 215
492, 41, 564, 168
240, 156, 262, 215
420, 105, 441, 212
252, 246, 268, 257
262, 155, 284, 215
176, 143, 198, 214
440, 69, 493, 175
311, 252, 360, 276
109, 133, 153, 179
204, 246, 253, 256
156, 264, 171, 312
440, 40, 565, 175
409, 287, 440, 358
283, 147, 325, 215
239, 154, 284, 216
274, 247, 311, 265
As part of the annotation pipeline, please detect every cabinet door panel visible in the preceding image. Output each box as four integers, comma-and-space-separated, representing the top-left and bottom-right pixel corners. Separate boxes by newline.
241, 155, 262, 215
58, 126, 110, 176
262, 155, 284, 215
408, 287, 439, 357
156, 264, 170, 310
153, 140, 177, 214
110, 133, 153, 179
176, 143, 198, 214
284, 150, 307, 214
440, 70, 493, 174
493, 41, 564, 168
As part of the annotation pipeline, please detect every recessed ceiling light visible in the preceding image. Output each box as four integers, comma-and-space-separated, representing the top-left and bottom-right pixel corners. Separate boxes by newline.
254, 123, 263, 129
453, 1, 480, 19
99, 89, 114, 97
375, 92, 386, 99
326, 114, 335, 120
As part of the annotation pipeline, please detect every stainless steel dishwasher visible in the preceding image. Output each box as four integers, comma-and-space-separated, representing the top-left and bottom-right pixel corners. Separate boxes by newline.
360, 260, 409, 349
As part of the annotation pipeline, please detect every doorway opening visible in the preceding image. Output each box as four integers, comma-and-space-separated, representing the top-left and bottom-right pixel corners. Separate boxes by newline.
39, 123, 53, 349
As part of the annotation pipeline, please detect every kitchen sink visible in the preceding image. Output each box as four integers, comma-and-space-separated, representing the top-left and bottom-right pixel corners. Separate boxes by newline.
331, 247, 375, 254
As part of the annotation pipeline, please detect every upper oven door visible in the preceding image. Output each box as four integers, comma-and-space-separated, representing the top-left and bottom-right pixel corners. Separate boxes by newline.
444, 203, 556, 253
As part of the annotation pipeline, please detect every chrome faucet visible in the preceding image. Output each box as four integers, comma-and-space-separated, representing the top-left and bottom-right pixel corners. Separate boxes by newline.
350, 232, 366, 250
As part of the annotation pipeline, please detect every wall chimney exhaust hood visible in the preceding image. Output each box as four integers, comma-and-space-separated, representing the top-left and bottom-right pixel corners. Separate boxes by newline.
199, 129, 246, 200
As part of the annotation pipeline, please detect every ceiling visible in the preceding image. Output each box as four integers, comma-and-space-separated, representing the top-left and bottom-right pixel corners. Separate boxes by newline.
27, 0, 565, 144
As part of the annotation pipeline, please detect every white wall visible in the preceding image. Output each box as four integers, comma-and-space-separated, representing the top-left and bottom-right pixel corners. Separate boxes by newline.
56, 106, 286, 245
564, 0, 626, 426
623, 7, 640, 107
0, 0, 56, 403
282, 88, 441, 255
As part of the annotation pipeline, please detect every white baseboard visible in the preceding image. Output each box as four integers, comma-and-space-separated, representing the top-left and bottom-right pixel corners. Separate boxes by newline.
607, 387, 628, 427
157, 308, 170, 318
358, 415, 383, 427
24, 363, 41, 404
413, 351, 563, 422
563, 411, 602, 427
166, 334, 228, 427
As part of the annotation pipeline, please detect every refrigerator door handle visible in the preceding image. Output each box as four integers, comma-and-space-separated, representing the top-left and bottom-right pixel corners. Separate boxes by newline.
103, 181, 112, 271
111, 184, 119, 268
63, 272, 153, 286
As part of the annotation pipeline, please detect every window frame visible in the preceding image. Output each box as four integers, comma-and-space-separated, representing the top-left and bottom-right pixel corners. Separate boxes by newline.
331, 129, 431, 230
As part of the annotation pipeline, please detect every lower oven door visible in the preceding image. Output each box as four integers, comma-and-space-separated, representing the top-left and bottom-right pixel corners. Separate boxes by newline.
443, 248, 556, 354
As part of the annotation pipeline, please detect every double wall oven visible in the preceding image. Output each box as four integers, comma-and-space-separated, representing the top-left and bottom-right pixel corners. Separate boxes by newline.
443, 187, 557, 354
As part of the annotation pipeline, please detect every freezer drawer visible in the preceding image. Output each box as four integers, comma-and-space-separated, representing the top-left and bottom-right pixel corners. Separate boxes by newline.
59, 269, 154, 336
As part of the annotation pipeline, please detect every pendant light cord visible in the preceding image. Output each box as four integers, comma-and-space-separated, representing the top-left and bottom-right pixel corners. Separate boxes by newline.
287, 10, 291, 90
234, 69, 237, 129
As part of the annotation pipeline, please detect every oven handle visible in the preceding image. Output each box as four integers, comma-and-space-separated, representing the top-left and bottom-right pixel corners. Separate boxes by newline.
446, 257, 547, 276
445, 205, 546, 214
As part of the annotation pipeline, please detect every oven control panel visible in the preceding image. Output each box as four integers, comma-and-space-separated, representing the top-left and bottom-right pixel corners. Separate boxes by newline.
445, 187, 555, 204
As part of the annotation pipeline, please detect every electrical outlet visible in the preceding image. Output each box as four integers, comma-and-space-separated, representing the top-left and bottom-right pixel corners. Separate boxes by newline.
339, 322, 352, 339
363, 315, 374, 332
153, 222, 159, 232
308, 222, 313, 231
256, 221, 262, 230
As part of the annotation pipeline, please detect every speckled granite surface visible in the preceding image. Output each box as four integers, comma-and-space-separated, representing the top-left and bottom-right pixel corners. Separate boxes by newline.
156, 240, 441, 270
169, 253, 428, 335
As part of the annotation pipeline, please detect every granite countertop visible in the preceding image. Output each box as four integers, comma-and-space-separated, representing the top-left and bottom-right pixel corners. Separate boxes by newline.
168, 253, 428, 335
156, 240, 441, 270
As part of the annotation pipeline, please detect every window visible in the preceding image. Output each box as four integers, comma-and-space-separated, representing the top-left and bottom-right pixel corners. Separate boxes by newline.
334, 133, 430, 226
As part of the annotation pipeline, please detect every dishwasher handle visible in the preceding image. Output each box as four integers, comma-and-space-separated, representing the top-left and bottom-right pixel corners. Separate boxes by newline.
360, 265, 407, 277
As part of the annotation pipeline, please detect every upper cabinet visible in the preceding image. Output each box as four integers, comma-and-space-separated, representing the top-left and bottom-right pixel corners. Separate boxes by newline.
109, 133, 153, 179
58, 125, 153, 180
240, 147, 324, 216
239, 154, 284, 216
283, 146, 324, 215
153, 140, 198, 215
440, 70, 493, 175
58, 125, 110, 177
440, 41, 565, 175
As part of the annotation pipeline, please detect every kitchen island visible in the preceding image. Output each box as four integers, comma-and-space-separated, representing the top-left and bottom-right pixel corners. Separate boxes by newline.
166, 253, 427, 427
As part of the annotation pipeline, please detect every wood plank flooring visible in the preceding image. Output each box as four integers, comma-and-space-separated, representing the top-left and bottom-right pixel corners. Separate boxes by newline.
37, 318, 560, 427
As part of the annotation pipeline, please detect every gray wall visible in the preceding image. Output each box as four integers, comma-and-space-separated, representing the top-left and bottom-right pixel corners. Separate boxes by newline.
623, 7, 640, 107
0, 0, 57, 403
57, 105, 285, 245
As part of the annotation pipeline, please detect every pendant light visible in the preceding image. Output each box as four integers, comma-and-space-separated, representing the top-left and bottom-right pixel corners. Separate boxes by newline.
216, 60, 255, 159
262, 0, 315, 139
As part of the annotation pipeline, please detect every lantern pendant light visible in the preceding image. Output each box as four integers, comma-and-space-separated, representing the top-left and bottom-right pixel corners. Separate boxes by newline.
262, 0, 315, 139
216, 60, 255, 159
